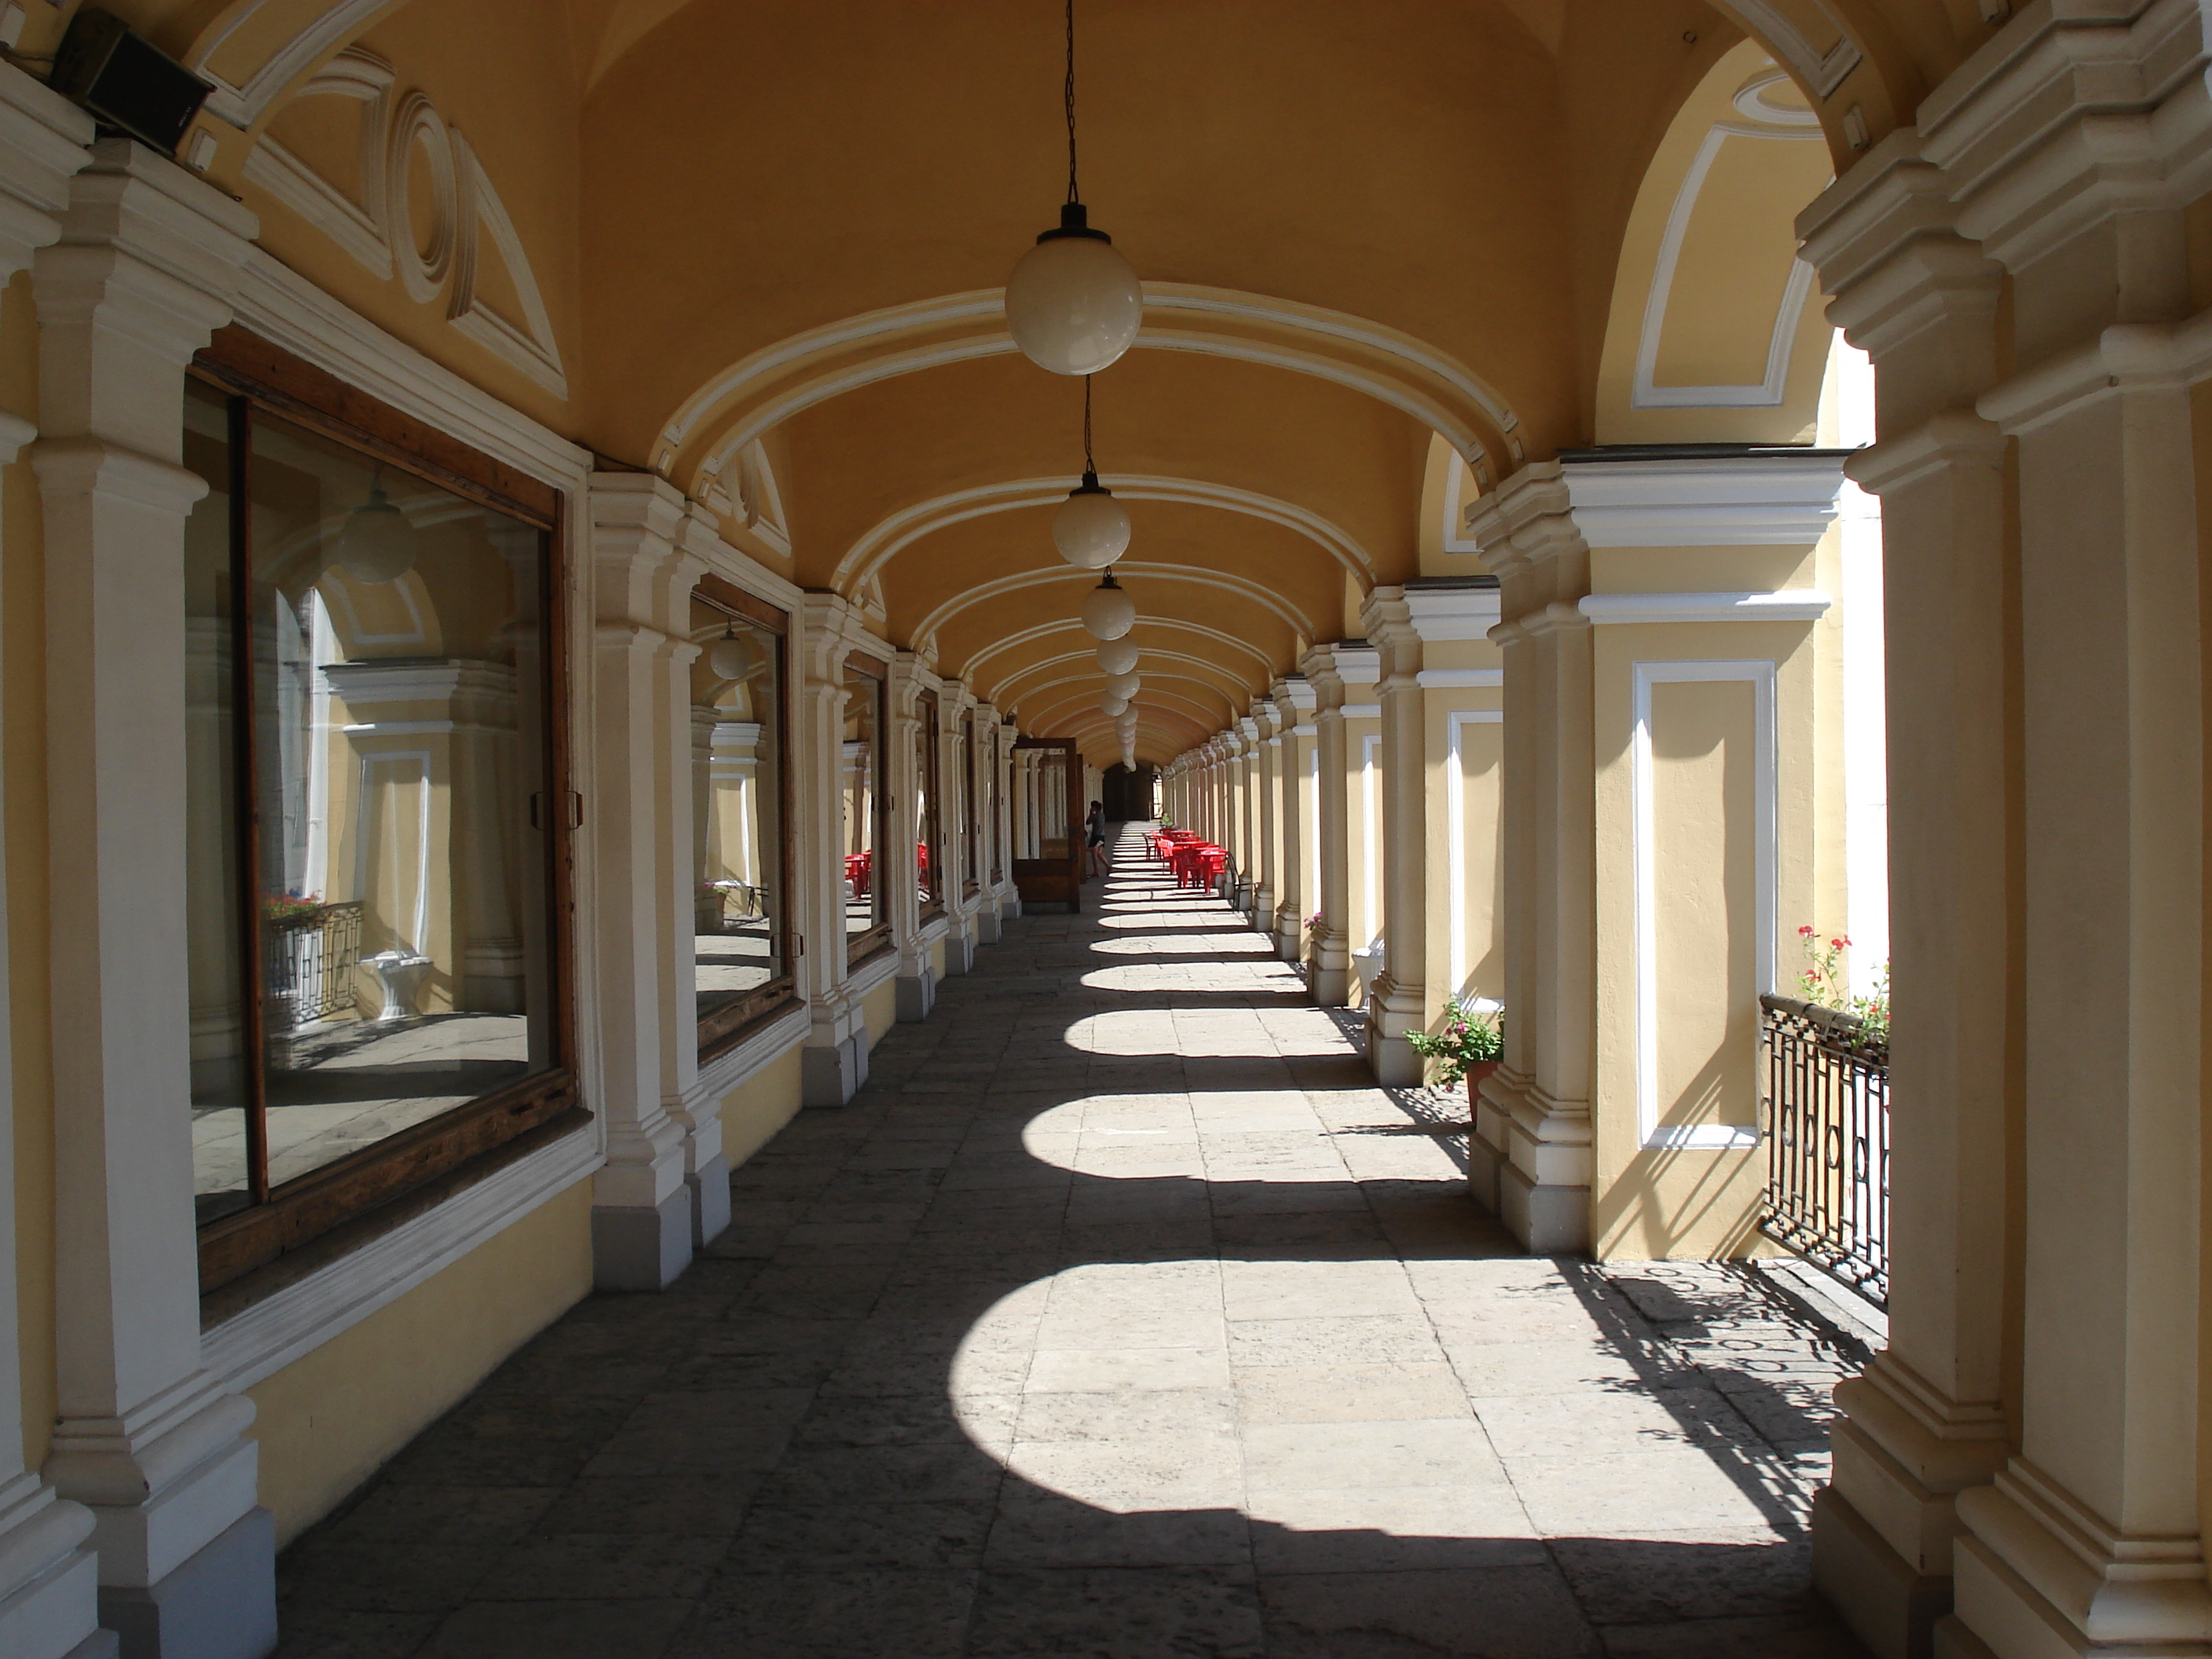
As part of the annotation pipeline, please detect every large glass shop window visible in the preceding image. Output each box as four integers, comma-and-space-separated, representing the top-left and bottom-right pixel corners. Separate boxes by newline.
916, 687, 943, 917
844, 655, 891, 964
182, 346, 573, 1291
958, 712, 978, 898
691, 580, 793, 1057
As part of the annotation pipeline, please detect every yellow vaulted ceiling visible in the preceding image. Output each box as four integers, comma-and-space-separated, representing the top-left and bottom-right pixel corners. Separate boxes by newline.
124, 0, 2012, 764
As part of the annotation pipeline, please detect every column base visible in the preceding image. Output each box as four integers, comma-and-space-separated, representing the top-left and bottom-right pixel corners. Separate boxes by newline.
1364, 1020, 1424, 1086
591, 1188, 693, 1291
801, 1034, 866, 1106
1814, 1485, 1951, 1659
686, 1152, 731, 1251
1309, 965, 1350, 1007
943, 928, 975, 976
895, 972, 934, 1023
1465, 1119, 1505, 1217
1499, 1162, 1589, 1254
98, 1506, 273, 1659
0, 1484, 101, 1659
976, 906, 1002, 944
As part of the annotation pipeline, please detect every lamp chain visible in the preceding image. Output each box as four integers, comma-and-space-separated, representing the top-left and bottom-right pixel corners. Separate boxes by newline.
1064, 0, 1079, 205
1082, 374, 1096, 476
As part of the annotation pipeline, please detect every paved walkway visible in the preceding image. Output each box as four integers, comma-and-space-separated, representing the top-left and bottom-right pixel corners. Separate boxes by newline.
275, 827, 1869, 1658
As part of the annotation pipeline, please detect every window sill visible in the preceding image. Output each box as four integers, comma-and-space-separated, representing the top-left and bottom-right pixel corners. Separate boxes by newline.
199, 1110, 599, 1392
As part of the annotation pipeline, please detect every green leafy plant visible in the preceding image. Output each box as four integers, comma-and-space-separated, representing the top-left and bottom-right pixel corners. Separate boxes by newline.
1795, 925, 1890, 1045
1405, 994, 1503, 1086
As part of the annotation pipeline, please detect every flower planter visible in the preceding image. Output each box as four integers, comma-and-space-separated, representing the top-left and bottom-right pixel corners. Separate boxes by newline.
1462, 1060, 1502, 1117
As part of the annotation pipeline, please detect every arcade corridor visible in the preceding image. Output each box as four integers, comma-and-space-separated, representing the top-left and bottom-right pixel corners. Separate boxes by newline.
272, 832, 1866, 1657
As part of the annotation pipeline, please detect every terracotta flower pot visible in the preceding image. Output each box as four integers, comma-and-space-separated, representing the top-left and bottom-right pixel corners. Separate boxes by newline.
1462, 1060, 1502, 1117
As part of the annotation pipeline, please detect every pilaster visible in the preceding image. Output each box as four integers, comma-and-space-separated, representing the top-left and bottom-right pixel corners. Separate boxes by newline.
798, 595, 873, 1104
0, 62, 107, 1659
1270, 677, 1316, 962
888, 654, 936, 1022
1299, 644, 1372, 1007
31, 136, 273, 1658
1804, 164, 2013, 1659
587, 474, 704, 1289
1464, 464, 1594, 1249
1909, 5, 2212, 1651
1360, 589, 1427, 1086
1251, 699, 1280, 939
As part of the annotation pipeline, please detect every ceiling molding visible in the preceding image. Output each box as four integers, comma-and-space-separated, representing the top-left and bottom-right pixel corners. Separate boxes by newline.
833, 474, 1375, 594
958, 618, 1276, 684
910, 562, 1315, 663
654, 284, 1525, 491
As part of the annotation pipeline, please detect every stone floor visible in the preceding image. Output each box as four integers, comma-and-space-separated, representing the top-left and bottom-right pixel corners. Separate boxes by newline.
273, 829, 1871, 1657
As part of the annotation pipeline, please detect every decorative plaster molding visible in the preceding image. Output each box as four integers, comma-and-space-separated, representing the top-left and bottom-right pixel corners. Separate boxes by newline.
1634, 123, 1825, 410
1417, 667, 1505, 688
1560, 451, 1847, 546
1632, 659, 1774, 1152
240, 49, 567, 396
1577, 591, 1833, 624
912, 562, 1314, 660
1716, 0, 1864, 97
1402, 584, 1503, 640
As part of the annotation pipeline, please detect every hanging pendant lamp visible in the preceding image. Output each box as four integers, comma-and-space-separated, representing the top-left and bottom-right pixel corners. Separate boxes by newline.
1096, 636, 1138, 676
337, 470, 416, 584
710, 617, 754, 681
1104, 669, 1141, 701
1053, 376, 1130, 568
1101, 693, 1128, 716
1005, 0, 1142, 376
1081, 571, 1136, 640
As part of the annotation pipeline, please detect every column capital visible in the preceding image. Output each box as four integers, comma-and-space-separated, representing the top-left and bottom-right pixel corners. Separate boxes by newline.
1271, 675, 1317, 717
0, 62, 92, 280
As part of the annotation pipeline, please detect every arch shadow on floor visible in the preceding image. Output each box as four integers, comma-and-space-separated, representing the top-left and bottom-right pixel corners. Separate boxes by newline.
270, 829, 1871, 1659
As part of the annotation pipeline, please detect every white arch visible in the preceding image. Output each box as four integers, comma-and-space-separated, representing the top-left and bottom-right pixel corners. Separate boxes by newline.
1013, 676, 1238, 731
914, 563, 1315, 661
960, 618, 1276, 683
987, 650, 1254, 712
833, 475, 1375, 592
657, 285, 1526, 483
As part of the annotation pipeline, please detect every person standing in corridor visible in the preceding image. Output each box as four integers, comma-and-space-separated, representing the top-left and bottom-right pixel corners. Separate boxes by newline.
1086, 800, 1108, 878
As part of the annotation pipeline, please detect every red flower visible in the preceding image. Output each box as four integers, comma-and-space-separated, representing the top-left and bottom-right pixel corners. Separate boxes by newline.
1797, 925, 1815, 936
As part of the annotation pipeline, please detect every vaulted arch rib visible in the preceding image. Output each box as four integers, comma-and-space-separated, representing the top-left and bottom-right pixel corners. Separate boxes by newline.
834, 476, 1375, 595
914, 564, 1315, 662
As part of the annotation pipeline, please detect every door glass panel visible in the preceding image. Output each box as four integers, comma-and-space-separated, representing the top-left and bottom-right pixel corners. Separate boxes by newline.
1034, 750, 1070, 859
844, 665, 884, 950
916, 690, 940, 914
691, 594, 786, 1038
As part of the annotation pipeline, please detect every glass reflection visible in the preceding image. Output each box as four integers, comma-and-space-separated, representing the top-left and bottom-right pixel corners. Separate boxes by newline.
844, 662, 886, 954
185, 387, 554, 1221
692, 593, 787, 1047
917, 689, 942, 915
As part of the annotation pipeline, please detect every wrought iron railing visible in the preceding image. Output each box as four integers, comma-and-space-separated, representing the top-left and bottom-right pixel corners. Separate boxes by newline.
266, 900, 365, 1025
1759, 992, 1889, 1307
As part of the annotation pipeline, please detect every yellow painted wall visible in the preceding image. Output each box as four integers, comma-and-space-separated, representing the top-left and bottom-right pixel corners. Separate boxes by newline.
719, 1039, 803, 1171
929, 936, 947, 983
246, 1177, 592, 1547
862, 976, 896, 1046
2, 273, 53, 1469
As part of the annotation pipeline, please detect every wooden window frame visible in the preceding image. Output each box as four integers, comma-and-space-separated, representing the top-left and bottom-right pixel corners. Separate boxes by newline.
844, 651, 893, 967
693, 573, 799, 1061
188, 326, 581, 1297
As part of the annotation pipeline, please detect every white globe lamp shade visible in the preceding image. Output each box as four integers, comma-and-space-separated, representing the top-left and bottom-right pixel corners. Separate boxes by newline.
1096, 637, 1139, 676
1053, 475, 1130, 569
1080, 575, 1136, 641
1005, 204, 1143, 376
337, 482, 416, 584
1104, 670, 1141, 701
709, 624, 754, 681
1101, 694, 1128, 716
